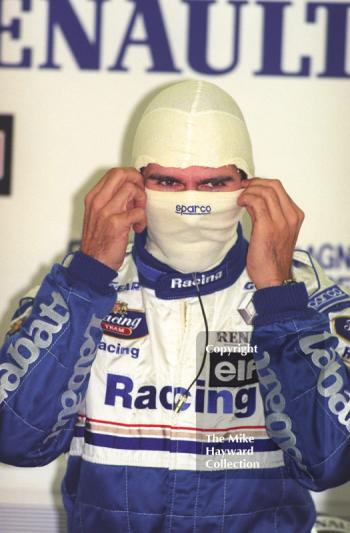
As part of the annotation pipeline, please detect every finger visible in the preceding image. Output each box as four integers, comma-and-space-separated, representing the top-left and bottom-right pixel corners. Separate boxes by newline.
86, 167, 144, 211
100, 207, 147, 244
93, 168, 144, 210
243, 178, 301, 226
83, 170, 122, 242
102, 182, 147, 216
237, 191, 272, 224
83, 168, 144, 245
239, 184, 288, 227
84, 169, 120, 207
124, 207, 147, 233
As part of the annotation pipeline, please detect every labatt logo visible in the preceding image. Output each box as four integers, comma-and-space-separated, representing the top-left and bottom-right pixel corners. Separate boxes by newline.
102, 302, 148, 339
0, 291, 69, 404
300, 332, 350, 432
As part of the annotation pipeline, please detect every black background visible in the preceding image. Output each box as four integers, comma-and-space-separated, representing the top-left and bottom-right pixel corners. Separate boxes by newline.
0, 115, 13, 196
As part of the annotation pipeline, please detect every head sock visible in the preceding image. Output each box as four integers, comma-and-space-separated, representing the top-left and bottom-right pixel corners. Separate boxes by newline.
133, 80, 254, 174
132, 80, 254, 273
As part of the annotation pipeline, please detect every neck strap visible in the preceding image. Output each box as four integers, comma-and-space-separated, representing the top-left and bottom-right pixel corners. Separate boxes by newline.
132, 225, 248, 300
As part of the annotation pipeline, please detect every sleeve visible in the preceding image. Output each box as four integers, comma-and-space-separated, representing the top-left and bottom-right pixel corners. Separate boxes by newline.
251, 276, 350, 492
0, 252, 117, 467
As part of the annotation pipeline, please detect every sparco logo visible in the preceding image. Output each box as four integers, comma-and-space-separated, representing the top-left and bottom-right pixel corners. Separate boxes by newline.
175, 204, 211, 215
300, 332, 350, 432
308, 286, 349, 311
44, 314, 102, 443
0, 292, 69, 404
255, 350, 309, 474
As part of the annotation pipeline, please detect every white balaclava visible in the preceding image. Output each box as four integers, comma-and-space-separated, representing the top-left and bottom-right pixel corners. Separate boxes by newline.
132, 80, 254, 274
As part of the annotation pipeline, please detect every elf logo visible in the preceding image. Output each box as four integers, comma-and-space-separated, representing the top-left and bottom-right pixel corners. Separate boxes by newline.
175, 204, 211, 215
209, 352, 258, 388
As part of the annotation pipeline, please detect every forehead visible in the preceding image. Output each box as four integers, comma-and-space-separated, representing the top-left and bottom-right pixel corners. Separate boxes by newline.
143, 163, 235, 179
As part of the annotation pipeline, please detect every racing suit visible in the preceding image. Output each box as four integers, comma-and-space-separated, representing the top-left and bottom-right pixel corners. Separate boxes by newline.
1, 226, 350, 533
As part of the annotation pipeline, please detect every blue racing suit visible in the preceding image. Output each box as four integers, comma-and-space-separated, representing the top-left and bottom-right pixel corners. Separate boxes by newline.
1, 228, 350, 532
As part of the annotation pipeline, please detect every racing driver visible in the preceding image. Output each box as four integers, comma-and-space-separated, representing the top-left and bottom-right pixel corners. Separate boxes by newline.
1, 80, 350, 533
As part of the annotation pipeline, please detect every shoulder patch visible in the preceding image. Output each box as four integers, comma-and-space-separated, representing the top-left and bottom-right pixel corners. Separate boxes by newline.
333, 316, 350, 343
6, 297, 35, 337
329, 309, 350, 368
102, 307, 148, 339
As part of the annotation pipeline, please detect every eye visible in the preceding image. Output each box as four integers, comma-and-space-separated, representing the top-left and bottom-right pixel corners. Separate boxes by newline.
145, 176, 184, 190
208, 179, 226, 187
158, 177, 180, 187
199, 178, 232, 190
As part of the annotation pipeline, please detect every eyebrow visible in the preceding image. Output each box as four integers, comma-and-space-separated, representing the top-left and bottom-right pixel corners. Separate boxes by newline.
144, 174, 183, 183
198, 176, 235, 184
143, 174, 235, 183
